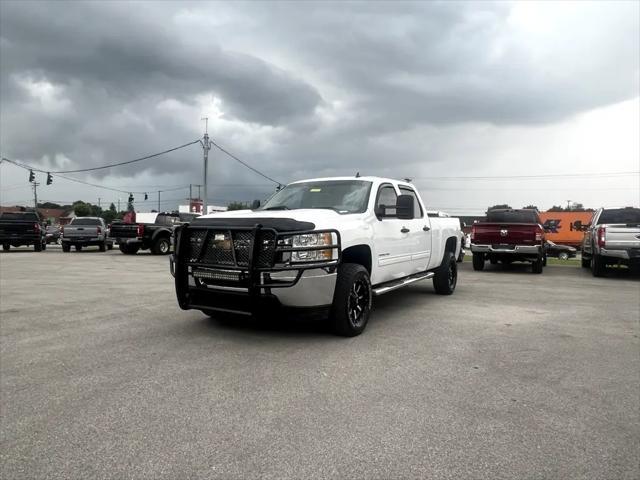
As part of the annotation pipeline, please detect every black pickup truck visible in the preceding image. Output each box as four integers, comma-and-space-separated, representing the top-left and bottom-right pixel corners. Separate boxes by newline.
109, 212, 199, 255
0, 211, 46, 251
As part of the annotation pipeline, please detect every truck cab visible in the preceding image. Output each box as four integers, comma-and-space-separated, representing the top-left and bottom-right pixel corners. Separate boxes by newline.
172, 176, 462, 336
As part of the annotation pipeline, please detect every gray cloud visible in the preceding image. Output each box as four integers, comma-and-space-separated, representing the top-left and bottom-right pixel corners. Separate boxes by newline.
0, 1, 638, 210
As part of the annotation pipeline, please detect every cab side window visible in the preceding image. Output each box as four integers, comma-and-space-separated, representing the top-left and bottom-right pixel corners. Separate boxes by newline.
376, 185, 397, 217
399, 187, 424, 218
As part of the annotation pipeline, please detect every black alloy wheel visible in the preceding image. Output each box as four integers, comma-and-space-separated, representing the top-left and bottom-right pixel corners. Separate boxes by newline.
347, 278, 370, 328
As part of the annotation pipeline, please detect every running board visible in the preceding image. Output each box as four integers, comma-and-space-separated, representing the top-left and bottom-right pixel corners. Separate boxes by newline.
372, 271, 435, 296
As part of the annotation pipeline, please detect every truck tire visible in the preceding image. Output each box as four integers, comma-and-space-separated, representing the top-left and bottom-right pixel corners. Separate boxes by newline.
119, 244, 139, 255
581, 252, 590, 268
152, 236, 171, 255
99, 241, 106, 252
591, 253, 606, 277
532, 255, 543, 274
75, 245, 82, 252
34, 242, 42, 252
62, 244, 71, 252
489, 256, 498, 265
2, 244, 9, 251
330, 263, 372, 337
107, 242, 114, 250
433, 251, 457, 295
558, 252, 569, 261
472, 253, 485, 271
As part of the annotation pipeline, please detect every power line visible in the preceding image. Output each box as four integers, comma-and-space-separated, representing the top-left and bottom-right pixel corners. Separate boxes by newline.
412, 171, 639, 181
0, 140, 200, 175
209, 139, 282, 185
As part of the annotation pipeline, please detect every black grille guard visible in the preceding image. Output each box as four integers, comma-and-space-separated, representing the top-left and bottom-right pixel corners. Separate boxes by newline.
173, 223, 341, 309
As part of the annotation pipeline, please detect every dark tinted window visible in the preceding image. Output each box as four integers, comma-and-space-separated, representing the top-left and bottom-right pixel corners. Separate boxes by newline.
598, 208, 640, 224
0, 212, 39, 221
70, 218, 101, 226
156, 214, 181, 225
399, 187, 423, 218
377, 186, 397, 216
486, 210, 539, 223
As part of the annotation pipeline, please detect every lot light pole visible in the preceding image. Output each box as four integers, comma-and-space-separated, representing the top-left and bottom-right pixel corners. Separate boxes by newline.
200, 118, 211, 215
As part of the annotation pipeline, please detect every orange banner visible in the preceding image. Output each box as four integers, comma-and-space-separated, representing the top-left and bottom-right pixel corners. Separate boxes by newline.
539, 212, 594, 245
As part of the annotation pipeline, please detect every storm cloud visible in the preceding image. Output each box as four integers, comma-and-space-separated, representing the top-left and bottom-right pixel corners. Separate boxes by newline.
1, 1, 638, 210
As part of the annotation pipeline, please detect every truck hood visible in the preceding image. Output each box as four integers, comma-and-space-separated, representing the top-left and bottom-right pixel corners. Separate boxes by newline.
196, 209, 349, 231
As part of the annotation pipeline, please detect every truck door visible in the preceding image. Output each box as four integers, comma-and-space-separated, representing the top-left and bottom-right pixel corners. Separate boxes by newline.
372, 184, 415, 282
399, 186, 431, 273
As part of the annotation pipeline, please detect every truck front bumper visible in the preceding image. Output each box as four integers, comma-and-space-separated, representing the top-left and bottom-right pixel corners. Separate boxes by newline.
171, 263, 337, 313
171, 223, 341, 315
471, 244, 541, 255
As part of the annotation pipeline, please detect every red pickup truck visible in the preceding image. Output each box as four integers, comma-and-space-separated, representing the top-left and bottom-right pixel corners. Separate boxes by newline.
471, 209, 547, 273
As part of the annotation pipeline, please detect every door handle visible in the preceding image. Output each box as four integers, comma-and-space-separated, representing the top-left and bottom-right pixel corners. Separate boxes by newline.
423, 226, 430, 232
401, 227, 410, 233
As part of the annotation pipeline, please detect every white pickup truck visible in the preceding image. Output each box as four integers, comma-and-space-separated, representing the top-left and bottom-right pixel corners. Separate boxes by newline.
171, 176, 462, 336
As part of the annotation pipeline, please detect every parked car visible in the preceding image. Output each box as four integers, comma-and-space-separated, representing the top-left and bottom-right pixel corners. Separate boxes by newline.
470, 209, 547, 273
545, 241, 576, 260
61, 217, 113, 252
580, 207, 640, 276
110, 212, 199, 255
45, 225, 62, 245
0, 211, 46, 251
171, 176, 462, 336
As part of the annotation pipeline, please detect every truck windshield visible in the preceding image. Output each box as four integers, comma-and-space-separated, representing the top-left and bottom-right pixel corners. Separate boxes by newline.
70, 218, 101, 225
261, 180, 372, 213
486, 210, 539, 223
598, 208, 640, 225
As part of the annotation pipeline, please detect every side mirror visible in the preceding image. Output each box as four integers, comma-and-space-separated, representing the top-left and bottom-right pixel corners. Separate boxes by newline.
251, 200, 261, 209
396, 195, 415, 220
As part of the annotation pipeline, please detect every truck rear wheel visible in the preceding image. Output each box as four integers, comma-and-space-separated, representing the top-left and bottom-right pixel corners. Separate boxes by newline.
2, 244, 9, 251
99, 241, 106, 252
152, 236, 171, 255
472, 253, 485, 271
591, 254, 606, 277
34, 242, 42, 252
330, 263, 372, 337
581, 255, 590, 268
75, 245, 82, 251
119, 244, 139, 255
433, 251, 457, 295
532, 256, 543, 274
62, 243, 71, 252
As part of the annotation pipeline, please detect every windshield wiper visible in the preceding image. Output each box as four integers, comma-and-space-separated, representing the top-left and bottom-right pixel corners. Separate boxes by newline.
263, 206, 290, 210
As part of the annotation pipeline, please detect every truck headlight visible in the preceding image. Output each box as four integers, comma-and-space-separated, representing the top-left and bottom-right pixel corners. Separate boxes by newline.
280, 232, 338, 263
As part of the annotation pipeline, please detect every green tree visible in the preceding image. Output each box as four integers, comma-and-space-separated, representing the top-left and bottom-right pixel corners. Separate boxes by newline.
523, 205, 539, 210
72, 201, 91, 217
227, 201, 246, 211
487, 204, 511, 212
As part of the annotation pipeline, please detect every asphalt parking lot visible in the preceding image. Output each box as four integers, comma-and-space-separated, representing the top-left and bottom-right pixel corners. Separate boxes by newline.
1, 248, 639, 479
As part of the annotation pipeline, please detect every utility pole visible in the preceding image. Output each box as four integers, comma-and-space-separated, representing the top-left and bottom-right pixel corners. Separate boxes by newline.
201, 117, 211, 215
32, 182, 39, 209
189, 184, 192, 202
157, 191, 161, 212
98, 197, 101, 208
118, 198, 121, 212
566, 199, 572, 211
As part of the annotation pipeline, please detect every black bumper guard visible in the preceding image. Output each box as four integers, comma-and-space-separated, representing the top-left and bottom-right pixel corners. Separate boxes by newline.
173, 223, 341, 310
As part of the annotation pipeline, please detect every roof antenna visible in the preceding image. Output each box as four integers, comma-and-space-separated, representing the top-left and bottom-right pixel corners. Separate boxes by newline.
355, 172, 360, 178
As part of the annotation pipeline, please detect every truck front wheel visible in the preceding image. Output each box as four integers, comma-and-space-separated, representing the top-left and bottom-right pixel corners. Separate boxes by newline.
532, 255, 543, 274
472, 253, 485, 271
34, 242, 43, 252
2, 244, 9, 251
330, 263, 372, 337
433, 252, 457, 295
62, 243, 71, 252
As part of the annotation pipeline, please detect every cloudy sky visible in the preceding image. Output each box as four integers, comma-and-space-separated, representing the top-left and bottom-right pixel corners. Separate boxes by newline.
1, 0, 638, 214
